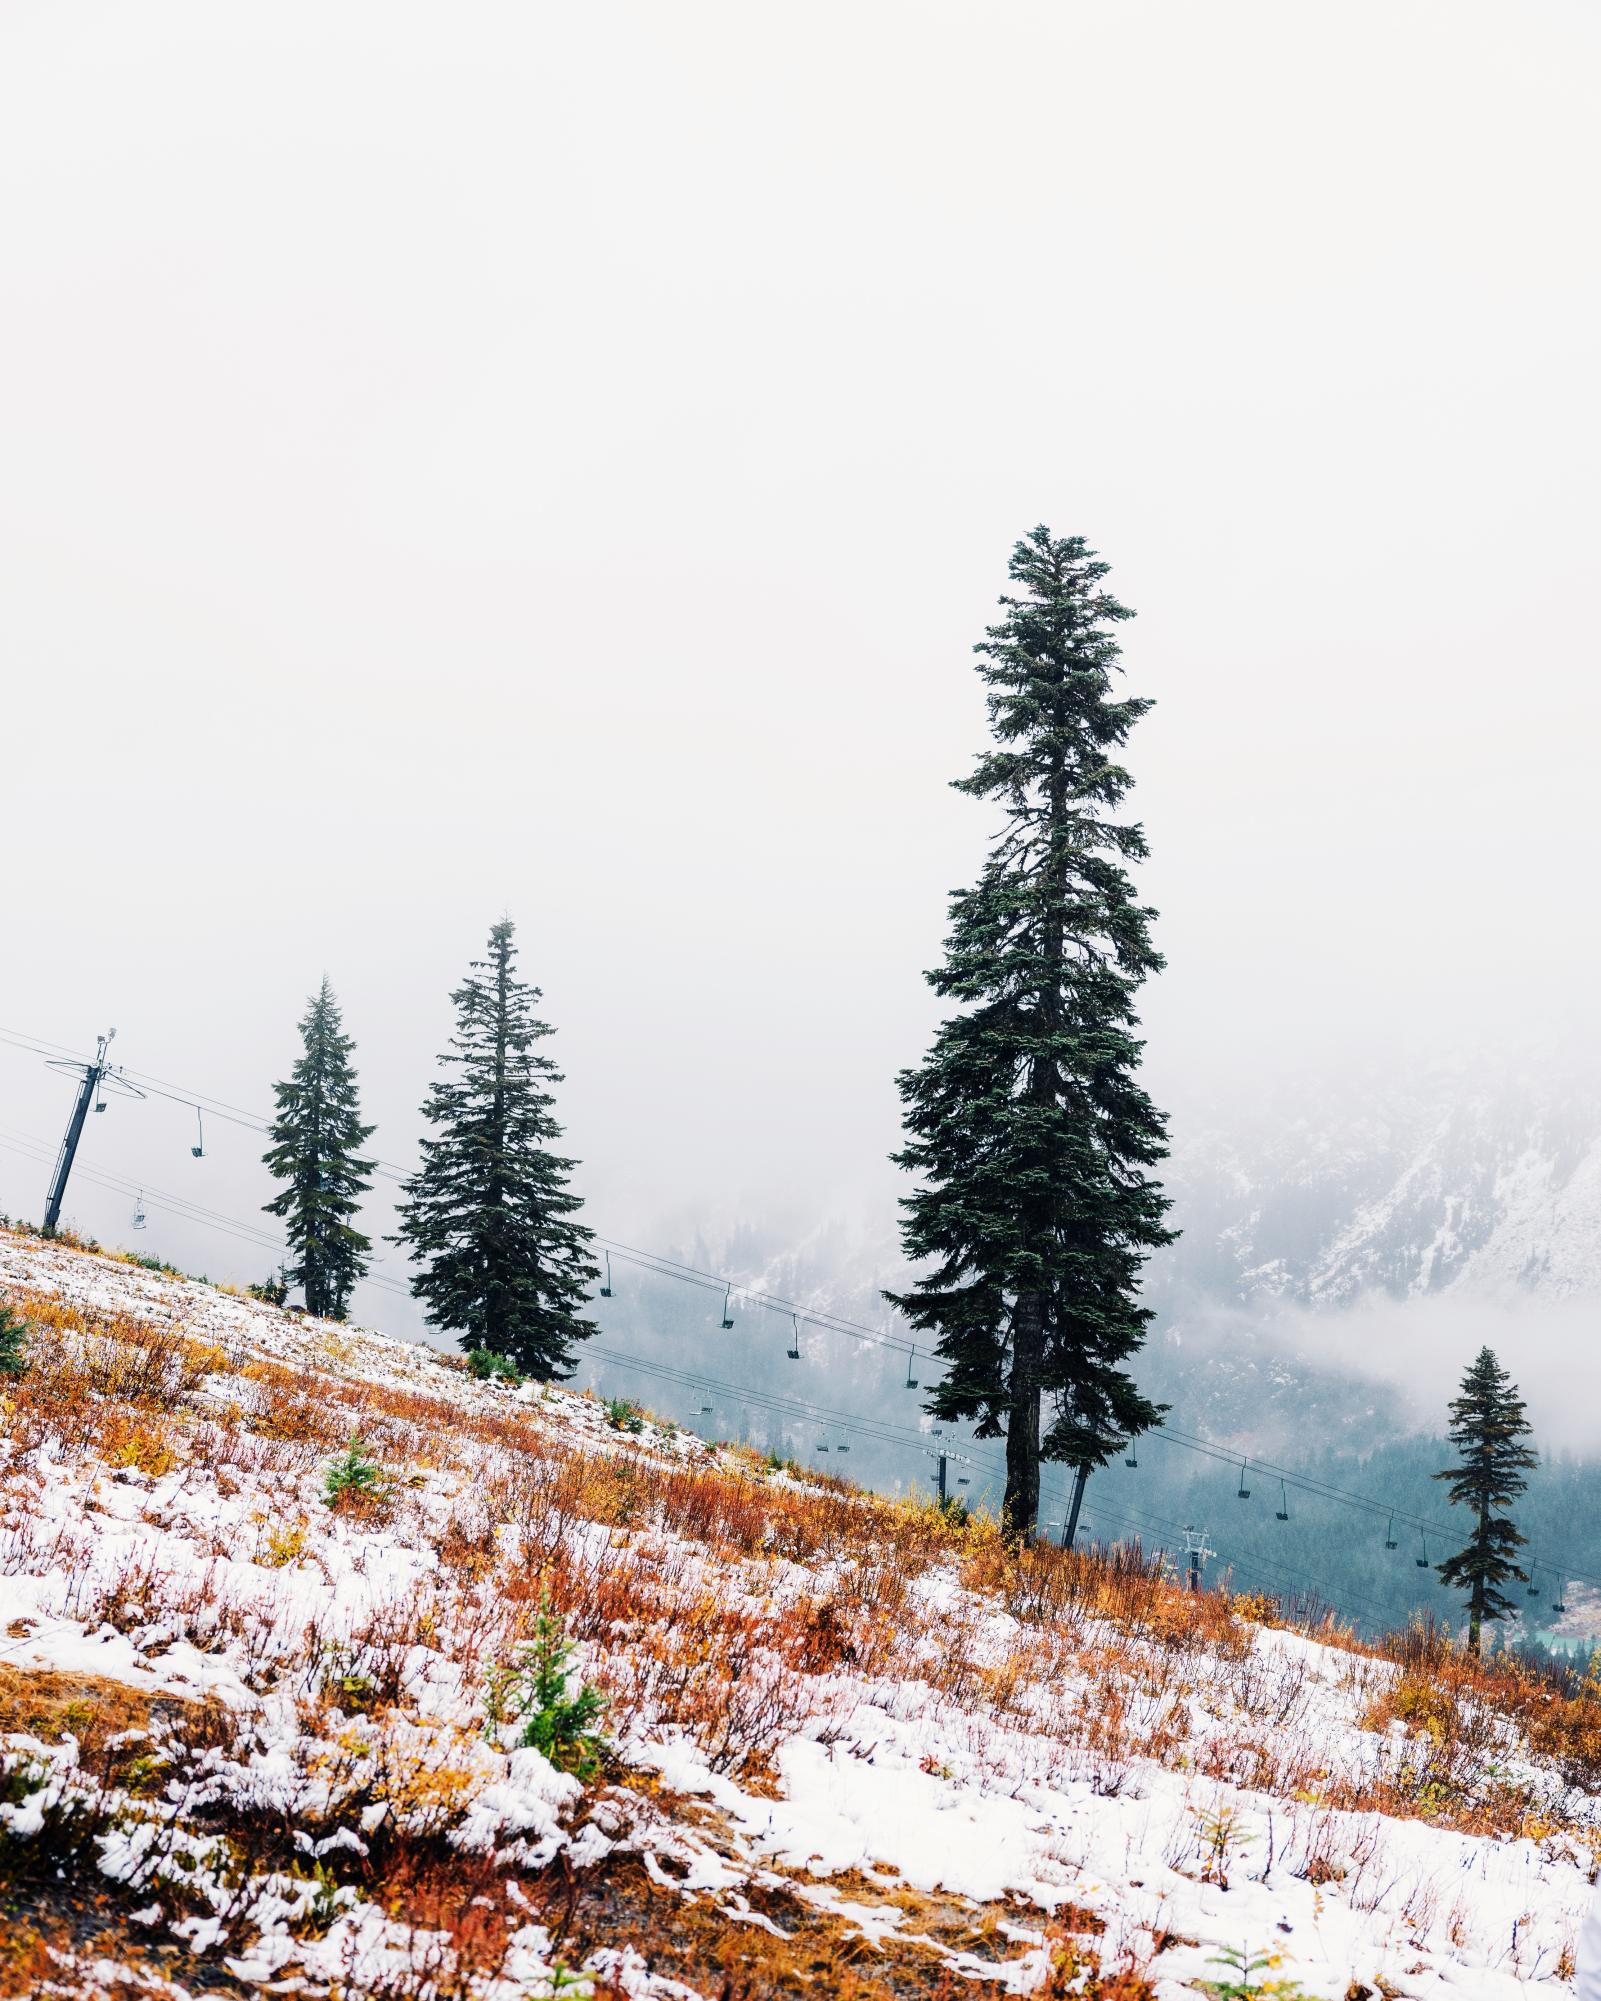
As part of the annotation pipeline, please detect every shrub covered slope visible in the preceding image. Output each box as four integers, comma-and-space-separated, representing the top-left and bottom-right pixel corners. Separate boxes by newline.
0, 1226, 1595, 1999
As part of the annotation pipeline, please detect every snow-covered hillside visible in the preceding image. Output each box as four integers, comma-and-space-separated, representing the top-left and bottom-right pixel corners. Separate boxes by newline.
0, 1226, 1597, 1999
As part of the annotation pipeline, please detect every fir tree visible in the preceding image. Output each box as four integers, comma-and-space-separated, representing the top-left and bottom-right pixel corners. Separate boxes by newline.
262, 978, 375, 1321
394, 920, 597, 1377
1434, 1346, 1538, 1653
886, 527, 1174, 1545
0, 1303, 30, 1378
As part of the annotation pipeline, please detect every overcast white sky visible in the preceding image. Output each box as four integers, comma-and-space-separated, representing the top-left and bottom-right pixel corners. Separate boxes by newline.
3, 3, 1599, 1319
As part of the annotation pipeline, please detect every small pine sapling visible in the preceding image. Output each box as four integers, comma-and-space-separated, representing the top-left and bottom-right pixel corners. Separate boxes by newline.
128, 1253, 183, 1278
605, 1397, 645, 1434
484, 1592, 607, 1781
1191, 1802, 1253, 1890
1199, 1944, 1314, 2000
323, 1435, 383, 1509
0, 1303, 29, 1378
466, 1348, 522, 1385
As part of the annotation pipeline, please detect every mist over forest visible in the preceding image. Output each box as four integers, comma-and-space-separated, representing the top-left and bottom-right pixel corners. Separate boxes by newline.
10, 1023, 1601, 1646
6, 0, 1600, 1660
9, 12, 1601, 1998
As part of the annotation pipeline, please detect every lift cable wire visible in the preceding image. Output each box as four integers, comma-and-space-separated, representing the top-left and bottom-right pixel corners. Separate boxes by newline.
0, 1027, 928, 1367
586, 1344, 987, 1468
0, 1129, 419, 1300
0, 1118, 1530, 1627
1143, 1421, 1509, 1553
0, 1097, 923, 1355
2, 1088, 1405, 1605
584, 1343, 1381, 1618
0, 1069, 1585, 1603
0, 1024, 1589, 1613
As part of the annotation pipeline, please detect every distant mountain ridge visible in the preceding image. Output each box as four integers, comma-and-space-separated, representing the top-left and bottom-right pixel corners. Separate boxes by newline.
673, 1061, 1601, 1455
703, 1063, 1601, 1337
1156, 1064, 1601, 1313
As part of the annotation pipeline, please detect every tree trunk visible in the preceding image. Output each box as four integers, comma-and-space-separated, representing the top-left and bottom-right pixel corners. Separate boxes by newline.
1468, 1496, 1488, 1654
1001, 682, 1069, 1552
488, 941, 509, 1350
1003, 1289, 1044, 1545
1002, 730, 1069, 1553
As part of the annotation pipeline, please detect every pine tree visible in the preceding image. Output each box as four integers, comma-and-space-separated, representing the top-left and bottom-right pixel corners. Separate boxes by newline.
262, 978, 375, 1321
0, 1302, 30, 1377
395, 919, 597, 1377
1434, 1346, 1538, 1653
886, 527, 1174, 1545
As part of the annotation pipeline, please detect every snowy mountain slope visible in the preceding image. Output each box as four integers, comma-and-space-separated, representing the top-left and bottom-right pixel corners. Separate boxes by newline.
0, 1226, 1598, 1999
1157, 1068, 1601, 1310
689, 1070, 1601, 1459
703, 1067, 1601, 1352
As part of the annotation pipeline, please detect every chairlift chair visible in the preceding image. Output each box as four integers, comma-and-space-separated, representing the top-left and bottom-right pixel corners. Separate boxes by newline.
1553, 1583, 1569, 1615
1275, 1480, 1290, 1523
131, 1192, 147, 1231
599, 1252, 613, 1299
1527, 1564, 1542, 1600
786, 1314, 800, 1361
1125, 1441, 1139, 1469
1416, 1531, 1431, 1570
191, 1107, 205, 1158
1384, 1513, 1398, 1551
904, 1346, 919, 1391
1236, 1461, 1252, 1501
719, 1283, 734, 1330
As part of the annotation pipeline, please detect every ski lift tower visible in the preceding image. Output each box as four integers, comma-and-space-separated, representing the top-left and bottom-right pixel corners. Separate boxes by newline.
1182, 1524, 1215, 1594
41, 1031, 145, 1234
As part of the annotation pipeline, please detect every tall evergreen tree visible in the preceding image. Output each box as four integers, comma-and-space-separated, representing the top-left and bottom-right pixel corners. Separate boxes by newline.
262, 978, 375, 1320
1435, 1346, 1538, 1653
395, 920, 597, 1377
886, 527, 1174, 1545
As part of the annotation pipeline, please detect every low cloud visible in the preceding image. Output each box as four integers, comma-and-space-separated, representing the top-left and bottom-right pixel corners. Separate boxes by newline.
1180, 1290, 1601, 1458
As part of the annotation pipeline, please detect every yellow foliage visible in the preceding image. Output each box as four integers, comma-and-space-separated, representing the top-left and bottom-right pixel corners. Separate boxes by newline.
1364, 1672, 1458, 1744
260, 1518, 310, 1569
106, 1427, 178, 1477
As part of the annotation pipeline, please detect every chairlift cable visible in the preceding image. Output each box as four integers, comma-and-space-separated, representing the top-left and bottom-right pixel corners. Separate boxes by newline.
5, 1024, 932, 1360
0, 1022, 1592, 1619
0, 1133, 1467, 1628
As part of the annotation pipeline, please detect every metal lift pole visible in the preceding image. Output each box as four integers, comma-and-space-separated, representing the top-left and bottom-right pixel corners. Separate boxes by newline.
1060, 1463, 1091, 1549
43, 1031, 114, 1234
41, 1031, 142, 1235
1182, 1524, 1215, 1594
